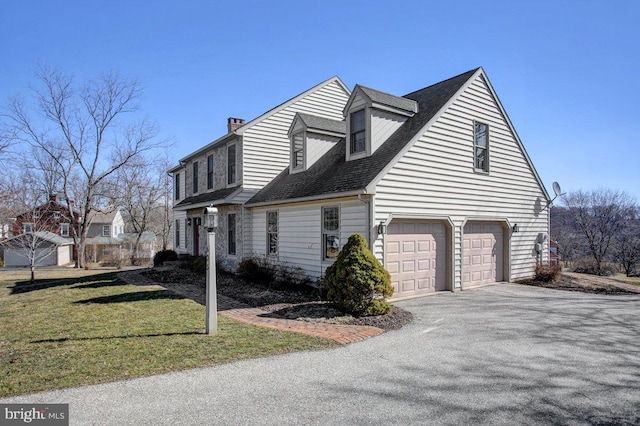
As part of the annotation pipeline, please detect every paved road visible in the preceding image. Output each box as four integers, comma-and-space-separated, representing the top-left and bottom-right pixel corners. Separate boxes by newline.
3, 284, 639, 425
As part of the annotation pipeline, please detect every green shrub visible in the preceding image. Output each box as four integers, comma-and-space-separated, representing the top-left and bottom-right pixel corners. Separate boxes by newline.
325, 234, 394, 316
534, 263, 561, 282
153, 249, 178, 266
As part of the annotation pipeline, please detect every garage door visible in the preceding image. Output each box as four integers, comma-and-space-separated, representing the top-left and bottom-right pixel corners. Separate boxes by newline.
386, 220, 446, 297
463, 222, 504, 286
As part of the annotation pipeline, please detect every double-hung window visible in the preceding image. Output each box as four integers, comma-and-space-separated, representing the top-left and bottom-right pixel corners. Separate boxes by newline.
227, 144, 236, 185
228, 213, 237, 255
207, 154, 214, 189
474, 121, 489, 172
174, 173, 180, 200
292, 132, 304, 169
60, 223, 69, 237
175, 219, 180, 247
192, 161, 199, 193
322, 206, 340, 260
350, 110, 366, 154
23, 223, 33, 233
267, 211, 278, 256
102, 225, 111, 237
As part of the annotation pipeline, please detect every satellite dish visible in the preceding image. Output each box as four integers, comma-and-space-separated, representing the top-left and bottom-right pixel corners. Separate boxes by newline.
552, 181, 562, 197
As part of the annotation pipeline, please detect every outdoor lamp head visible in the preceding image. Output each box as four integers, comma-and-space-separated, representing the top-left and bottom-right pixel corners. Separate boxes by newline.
203, 206, 218, 231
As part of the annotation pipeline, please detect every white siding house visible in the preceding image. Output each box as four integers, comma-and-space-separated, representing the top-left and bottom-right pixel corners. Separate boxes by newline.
172, 68, 550, 299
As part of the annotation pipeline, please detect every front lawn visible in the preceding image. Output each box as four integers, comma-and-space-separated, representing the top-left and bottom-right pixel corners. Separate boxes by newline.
610, 274, 640, 287
0, 269, 336, 397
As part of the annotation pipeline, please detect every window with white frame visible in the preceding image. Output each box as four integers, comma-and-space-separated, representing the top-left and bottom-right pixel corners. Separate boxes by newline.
350, 109, 366, 154
228, 213, 237, 255
207, 154, 214, 189
292, 132, 304, 169
102, 225, 111, 237
227, 144, 236, 185
474, 121, 489, 172
267, 211, 278, 256
54, 211, 61, 219
23, 223, 33, 233
322, 206, 340, 260
174, 173, 180, 199
60, 223, 69, 237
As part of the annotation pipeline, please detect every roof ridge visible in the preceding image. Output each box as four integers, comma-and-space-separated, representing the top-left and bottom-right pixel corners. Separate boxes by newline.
403, 67, 481, 98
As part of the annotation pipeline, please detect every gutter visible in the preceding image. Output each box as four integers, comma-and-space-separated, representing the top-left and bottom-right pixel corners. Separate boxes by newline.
245, 189, 370, 208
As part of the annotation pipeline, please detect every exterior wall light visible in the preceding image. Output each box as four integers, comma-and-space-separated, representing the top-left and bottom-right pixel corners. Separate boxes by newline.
512, 224, 519, 233
377, 221, 387, 235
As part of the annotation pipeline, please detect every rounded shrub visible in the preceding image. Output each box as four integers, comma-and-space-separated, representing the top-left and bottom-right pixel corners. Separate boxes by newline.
325, 233, 394, 316
153, 249, 178, 266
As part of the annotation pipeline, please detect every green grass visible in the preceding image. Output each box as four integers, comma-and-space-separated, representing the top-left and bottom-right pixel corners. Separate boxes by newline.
610, 273, 640, 287
0, 269, 337, 397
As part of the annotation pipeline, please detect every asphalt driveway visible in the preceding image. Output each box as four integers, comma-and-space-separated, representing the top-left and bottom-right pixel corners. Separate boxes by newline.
3, 284, 639, 425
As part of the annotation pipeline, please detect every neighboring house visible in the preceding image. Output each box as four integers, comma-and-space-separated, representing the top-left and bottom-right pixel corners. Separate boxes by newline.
12, 193, 80, 239
85, 210, 156, 263
170, 68, 551, 299
1, 231, 74, 267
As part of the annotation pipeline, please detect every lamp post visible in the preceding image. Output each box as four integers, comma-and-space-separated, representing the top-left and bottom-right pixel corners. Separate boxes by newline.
203, 205, 218, 335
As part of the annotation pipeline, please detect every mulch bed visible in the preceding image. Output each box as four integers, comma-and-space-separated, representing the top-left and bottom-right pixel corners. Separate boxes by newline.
516, 274, 639, 295
140, 267, 413, 331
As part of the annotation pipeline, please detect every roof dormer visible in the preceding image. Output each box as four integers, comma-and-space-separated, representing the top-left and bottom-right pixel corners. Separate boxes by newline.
288, 113, 346, 173
344, 85, 418, 161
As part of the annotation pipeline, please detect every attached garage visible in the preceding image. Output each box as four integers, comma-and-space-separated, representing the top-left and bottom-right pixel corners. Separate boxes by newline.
386, 220, 447, 298
462, 222, 505, 286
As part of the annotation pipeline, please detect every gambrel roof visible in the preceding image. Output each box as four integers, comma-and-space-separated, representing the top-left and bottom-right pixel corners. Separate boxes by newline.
247, 68, 481, 206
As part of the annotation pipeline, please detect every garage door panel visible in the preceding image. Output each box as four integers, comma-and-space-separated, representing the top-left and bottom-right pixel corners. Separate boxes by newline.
386, 220, 446, 297
463, 222, 504, 286
387, 241, 400, 254
402, 260, 415, 273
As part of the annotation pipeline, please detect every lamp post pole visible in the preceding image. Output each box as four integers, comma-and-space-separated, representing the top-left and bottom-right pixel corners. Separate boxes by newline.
204, 206, 218, 335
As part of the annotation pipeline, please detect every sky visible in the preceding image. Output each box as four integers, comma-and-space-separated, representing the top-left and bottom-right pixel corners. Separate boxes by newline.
1, 0, 639, 200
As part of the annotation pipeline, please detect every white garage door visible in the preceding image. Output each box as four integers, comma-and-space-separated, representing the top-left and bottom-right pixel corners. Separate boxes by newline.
463, 222, 504, 286
386, 220, 446, 298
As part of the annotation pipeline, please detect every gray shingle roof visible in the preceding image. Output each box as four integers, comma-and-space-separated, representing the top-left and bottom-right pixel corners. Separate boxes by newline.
296, 113, 346, 135
358, 85, 418, 113
247, 69, 478, 206
0, 231, 73, 247
175, 186, 241, 208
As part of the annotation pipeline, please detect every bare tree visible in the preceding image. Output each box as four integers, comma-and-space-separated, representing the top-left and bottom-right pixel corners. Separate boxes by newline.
0, 187, 71, 282
2, 65, 162, 268
562, 189, 636, 275
615, 210, 640, 277
111, 155, 164, 264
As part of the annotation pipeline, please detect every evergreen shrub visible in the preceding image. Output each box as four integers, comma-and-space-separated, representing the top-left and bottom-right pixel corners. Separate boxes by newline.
325, 234, 394, 316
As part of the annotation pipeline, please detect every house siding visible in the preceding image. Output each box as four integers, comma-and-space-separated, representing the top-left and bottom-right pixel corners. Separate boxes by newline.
248, 198, 368, 278
242, 80, 350, 190
307, 134, 340, 168
373, 73, 548, 288
370, 109, 406, 154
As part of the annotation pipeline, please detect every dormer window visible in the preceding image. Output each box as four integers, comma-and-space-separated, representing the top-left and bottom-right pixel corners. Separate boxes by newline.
350, 110, 366, 154
292, 132, 304, 169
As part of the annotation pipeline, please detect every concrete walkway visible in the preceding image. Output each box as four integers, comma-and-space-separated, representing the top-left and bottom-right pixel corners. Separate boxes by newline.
117, 270, 384, 345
